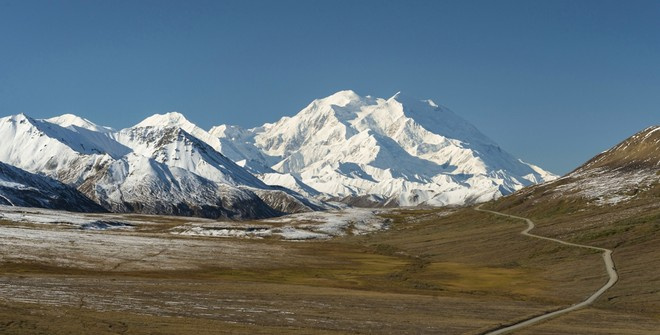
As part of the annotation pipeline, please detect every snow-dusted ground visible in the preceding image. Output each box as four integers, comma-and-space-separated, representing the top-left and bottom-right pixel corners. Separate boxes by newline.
0, 205, 393, 272
0, 206, 289, 271
553, 168, 658, 205
0, 205, 391, 242
0, 205, 136, 230
172, 208, 390, 240
0, 224, 289, 271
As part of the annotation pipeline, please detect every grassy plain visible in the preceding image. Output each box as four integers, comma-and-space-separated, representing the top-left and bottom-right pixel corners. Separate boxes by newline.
0, 199, 658, 334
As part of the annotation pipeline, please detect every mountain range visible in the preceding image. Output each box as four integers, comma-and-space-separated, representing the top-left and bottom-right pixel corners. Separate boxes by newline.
0, 113, 321, 219
0, 91, 558, 218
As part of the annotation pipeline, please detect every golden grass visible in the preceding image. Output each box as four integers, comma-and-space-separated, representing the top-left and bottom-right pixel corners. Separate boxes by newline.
0, 201, 657, 333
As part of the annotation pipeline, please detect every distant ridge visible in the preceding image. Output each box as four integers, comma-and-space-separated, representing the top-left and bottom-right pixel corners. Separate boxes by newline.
0, 113, 324, 218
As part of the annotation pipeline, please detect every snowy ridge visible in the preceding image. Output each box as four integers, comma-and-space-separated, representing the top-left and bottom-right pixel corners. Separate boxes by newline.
0, 90, 558, 215
0, 112, 323, 218
508, 125, 660, 207
46, 114, 115, 133
575, 125, 660, 172
211, 90, 557, 206
552, 125, 660, 205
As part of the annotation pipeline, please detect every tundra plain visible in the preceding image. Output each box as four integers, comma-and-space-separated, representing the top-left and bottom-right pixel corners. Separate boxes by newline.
0, 187, 658, 335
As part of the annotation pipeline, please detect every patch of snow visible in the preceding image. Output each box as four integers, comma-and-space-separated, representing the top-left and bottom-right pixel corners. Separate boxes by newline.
80, 221, 135, 230
273, 227, 330, 240
171, 208, 390, 241
553, 168, 657, 206
0, 205, 136, 230
176, 225, 272, 239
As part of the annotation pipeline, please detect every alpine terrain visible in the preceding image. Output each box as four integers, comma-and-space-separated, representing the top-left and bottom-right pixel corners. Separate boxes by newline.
0, 161, 104, 212
210, 90, 557, 206
0, 91, 556, 216
0, 113, 321, 219
0, 125, 657, 334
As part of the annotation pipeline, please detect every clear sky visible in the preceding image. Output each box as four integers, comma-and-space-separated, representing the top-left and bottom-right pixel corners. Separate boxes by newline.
0, 0, 658, 175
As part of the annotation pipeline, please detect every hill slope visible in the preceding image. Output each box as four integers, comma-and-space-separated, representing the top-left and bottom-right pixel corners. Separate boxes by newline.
0, 161, 104, 212
484, 125, 660, 330
498, 125, 660, 208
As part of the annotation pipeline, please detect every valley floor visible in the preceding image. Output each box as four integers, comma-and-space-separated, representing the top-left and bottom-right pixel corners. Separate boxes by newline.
0, 203, 658, 334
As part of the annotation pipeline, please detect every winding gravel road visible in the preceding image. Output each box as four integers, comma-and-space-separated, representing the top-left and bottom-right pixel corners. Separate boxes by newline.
476, 205, 619, 335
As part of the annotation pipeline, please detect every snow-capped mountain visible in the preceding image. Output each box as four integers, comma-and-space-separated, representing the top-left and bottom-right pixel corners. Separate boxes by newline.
112, 112, 324, 214
0, 113, 321, 218
211, 90, 557, 206
0, 90, 558, 215
0, 113, 120, 186
0, 161, 104, 212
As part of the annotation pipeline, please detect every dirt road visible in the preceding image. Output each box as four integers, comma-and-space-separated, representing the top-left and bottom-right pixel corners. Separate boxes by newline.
476, 205, 619, 334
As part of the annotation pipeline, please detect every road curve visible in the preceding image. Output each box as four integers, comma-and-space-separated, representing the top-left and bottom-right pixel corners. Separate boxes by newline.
475, 204, 618, 335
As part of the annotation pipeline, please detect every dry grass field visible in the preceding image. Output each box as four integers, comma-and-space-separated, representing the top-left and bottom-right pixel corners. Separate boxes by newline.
0, 193, 658, 334
484, 180, 660, 334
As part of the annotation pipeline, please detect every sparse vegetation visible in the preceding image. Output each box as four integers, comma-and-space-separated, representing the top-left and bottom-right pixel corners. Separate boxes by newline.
0, 206, 602, 334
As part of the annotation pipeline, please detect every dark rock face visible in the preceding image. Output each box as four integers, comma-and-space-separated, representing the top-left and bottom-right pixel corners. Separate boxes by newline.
0, 161, 106, 213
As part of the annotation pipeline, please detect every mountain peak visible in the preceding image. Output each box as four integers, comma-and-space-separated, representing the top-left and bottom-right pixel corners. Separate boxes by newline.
390, 91, 404, 99
331, 89, 360, 98
46, 114, 113, 132
319, 90, 364, 107
49, 113, 84, 123
10, 113, 34, 123
134, 111, 192, 129
2, 113, 41, 129
209, 124, 246, 139
389, 91, 418, 102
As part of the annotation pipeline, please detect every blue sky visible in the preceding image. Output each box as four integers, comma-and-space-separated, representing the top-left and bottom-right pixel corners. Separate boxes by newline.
0, 0, 658, 174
